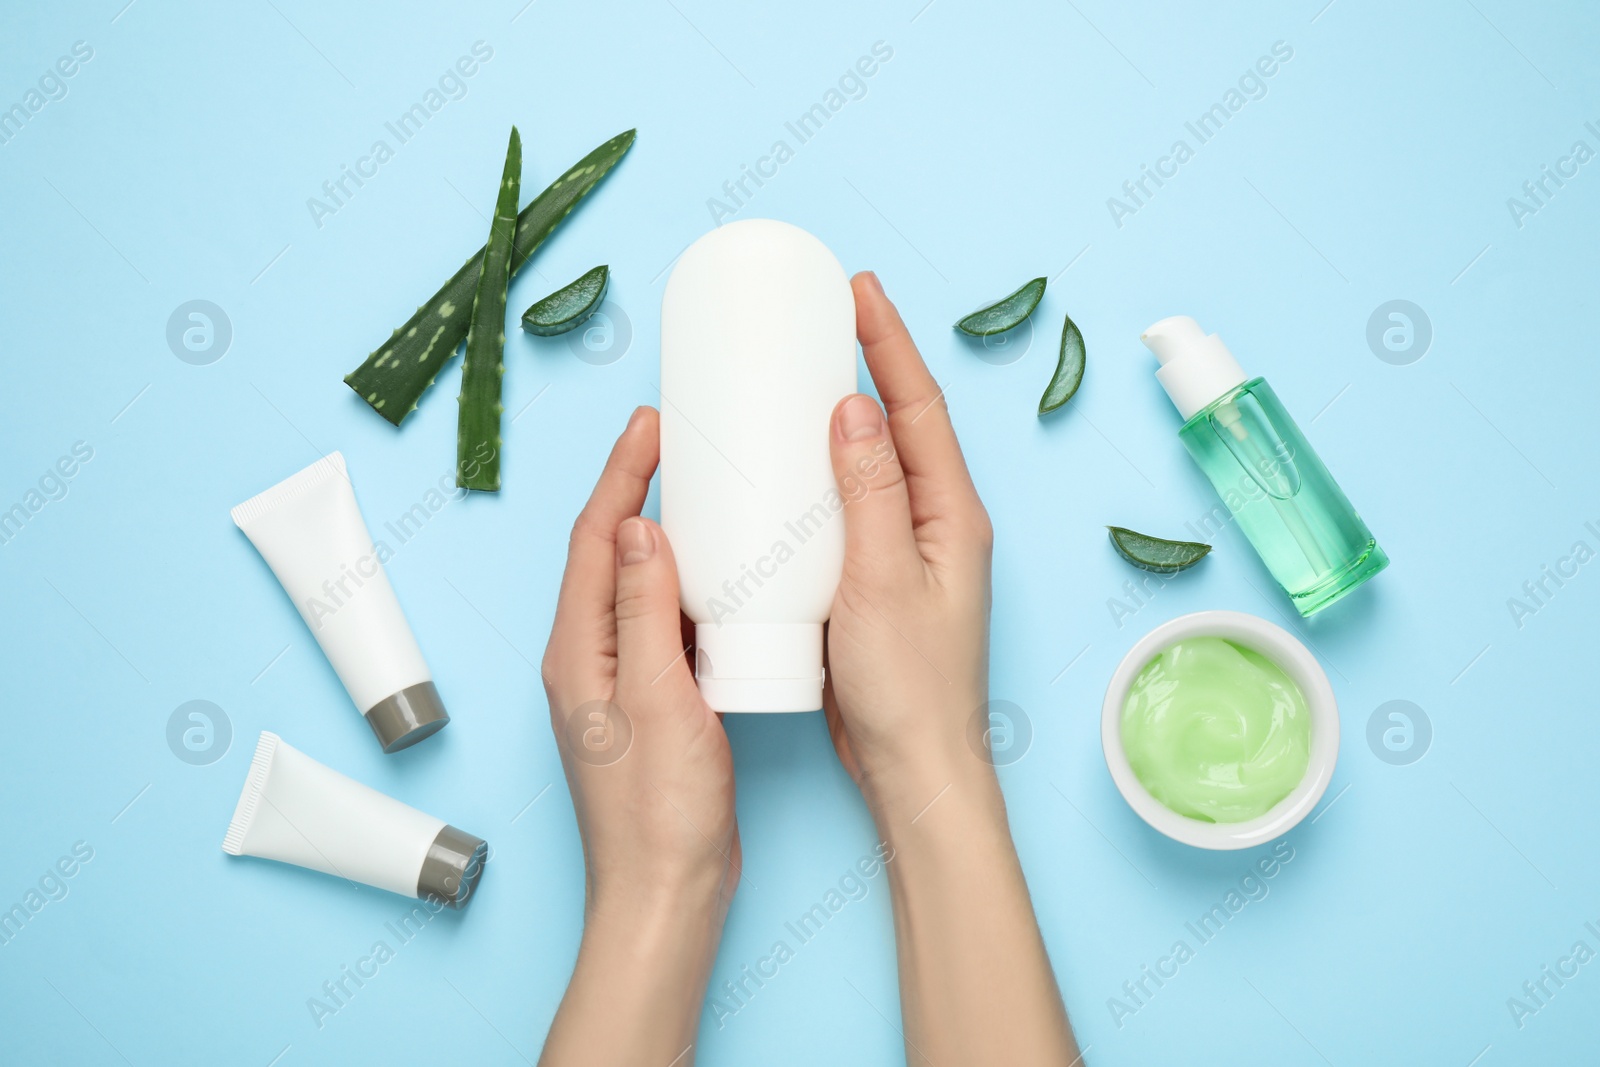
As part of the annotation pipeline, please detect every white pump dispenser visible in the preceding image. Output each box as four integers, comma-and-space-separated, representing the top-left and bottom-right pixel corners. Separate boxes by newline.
660, 220, 856, 712
1140, 315, 1248, 421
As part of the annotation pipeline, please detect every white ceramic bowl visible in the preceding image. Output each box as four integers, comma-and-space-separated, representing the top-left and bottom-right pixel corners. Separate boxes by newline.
1101, 610, 1338, 850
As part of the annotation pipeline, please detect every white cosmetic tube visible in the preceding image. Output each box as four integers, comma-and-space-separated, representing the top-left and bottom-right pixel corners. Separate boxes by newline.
661, 219, 857, 712
232, 452, 448, 752
222, 732, 487, 907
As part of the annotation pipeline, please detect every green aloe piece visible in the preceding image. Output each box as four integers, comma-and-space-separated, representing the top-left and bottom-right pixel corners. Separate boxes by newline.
522, 265, 609, 336
1107, 526, 1211, 574
456, 127, 521, 492
954, 277, 1046, 336
345, 129, 637, 425
1038, 312, 1085, 415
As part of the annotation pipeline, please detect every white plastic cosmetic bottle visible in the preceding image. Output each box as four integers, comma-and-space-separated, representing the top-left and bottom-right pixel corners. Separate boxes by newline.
661, 219, 856, 712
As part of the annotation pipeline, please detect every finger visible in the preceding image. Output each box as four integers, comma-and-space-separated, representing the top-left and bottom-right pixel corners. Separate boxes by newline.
830, 393, 919, 574
612, 517, 698, 702
851, 272, 982, 526
546, 407, 658, 693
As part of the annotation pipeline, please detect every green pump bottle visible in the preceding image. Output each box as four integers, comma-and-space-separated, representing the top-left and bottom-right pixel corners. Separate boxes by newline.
1140, 316, 1387, 616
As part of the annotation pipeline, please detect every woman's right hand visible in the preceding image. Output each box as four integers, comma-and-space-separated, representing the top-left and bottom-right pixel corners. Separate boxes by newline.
822, 270, 1001, 825
821, 272, 1081, 1067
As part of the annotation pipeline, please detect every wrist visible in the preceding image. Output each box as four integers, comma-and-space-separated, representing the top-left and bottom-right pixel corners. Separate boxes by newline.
872, 771, 1032, 945
545, 876, 726, 1066
586, 875, 728, 961
573, 887, 725, 1022
586, 840, 733, 921
858, 743, 1003, 830
863, 758, 1018, 884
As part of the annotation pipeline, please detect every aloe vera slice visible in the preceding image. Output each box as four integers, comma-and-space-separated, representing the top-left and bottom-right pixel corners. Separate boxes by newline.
522, 265, 609, 336
1108, 526, 1211, 573
345, 129, 637, 426
954, 277, 1046, 336
1038, 312, 1085, 415
455, 127, 521, 492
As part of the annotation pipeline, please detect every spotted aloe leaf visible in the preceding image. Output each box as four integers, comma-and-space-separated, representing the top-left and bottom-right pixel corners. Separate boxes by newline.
344, 128, 637, 426
455, 127, 520, 492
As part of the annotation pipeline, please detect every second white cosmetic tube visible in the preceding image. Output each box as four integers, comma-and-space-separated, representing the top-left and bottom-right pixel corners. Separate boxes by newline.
661, 219, 857, 712
222, 732, 488, 907
232, 453, 448, 752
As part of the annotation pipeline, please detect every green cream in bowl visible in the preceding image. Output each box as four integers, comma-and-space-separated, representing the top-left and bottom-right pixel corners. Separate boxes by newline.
1121, 637, 1310, 823
1102, 611, 1338, 850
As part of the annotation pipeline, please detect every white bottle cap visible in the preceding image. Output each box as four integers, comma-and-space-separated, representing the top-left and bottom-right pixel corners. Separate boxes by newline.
694, 622, 824, 713
1140, 315, 1248, 420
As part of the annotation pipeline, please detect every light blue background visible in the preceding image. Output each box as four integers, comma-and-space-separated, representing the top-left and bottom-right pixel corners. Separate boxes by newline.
2, 0, 1596, 1063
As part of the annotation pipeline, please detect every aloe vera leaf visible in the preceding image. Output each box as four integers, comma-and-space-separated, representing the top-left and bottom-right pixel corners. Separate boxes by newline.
455, 127, 521, 492
521, 265, 609, 336
1107, 526, 1211, 573
1038, 312, 1086, 415
954, 277, 1046, 336
344, 129, 637, 426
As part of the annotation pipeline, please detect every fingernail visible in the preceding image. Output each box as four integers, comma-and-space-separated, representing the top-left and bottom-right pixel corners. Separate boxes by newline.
838, 394, 884, 442
860, 270, 884, 297
626, 406, 647, 431
617, 517, 655, 565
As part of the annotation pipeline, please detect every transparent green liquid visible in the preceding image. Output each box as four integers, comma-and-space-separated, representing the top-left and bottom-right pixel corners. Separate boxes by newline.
1121, 637, 1311, 824
1179, 379, 1388, 615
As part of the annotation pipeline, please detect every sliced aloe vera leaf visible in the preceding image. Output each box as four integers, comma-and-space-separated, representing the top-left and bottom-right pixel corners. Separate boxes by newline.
344, 129, 637, 426
455, 127, 521, 492
1038, 312, 1085, 415
1107, 526, 1211, 573
521, 265, 609, 336
954, 277, 1046, 336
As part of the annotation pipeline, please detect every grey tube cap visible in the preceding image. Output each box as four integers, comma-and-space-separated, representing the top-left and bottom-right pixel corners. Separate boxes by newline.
417, 825, 488, 909
364, 681, 449, 753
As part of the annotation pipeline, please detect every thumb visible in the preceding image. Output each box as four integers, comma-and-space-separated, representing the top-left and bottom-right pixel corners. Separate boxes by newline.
830, 394, 918, 574
613, 517, 696, 699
